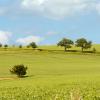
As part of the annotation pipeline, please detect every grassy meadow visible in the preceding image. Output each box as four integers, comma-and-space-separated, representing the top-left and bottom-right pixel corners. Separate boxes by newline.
0, 45, 100, 99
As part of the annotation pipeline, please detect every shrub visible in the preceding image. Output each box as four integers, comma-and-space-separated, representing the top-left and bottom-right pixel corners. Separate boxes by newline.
4, 44, 8, 48
29, 42, 38, 49
10, 64, 28, 78
26, 45, 30, 48
93, 48, 96, 53
0, 43, 2, 48
19, 45, 22, 48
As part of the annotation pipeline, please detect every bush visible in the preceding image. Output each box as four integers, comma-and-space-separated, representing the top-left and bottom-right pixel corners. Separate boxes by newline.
10, 64, 28, 78
29, 42, 37, 49
19, 45, 22, 48
93, 48, 96, 53
0, 43, 2, 48
26, 45, 30, 48
4, 44, 8, 48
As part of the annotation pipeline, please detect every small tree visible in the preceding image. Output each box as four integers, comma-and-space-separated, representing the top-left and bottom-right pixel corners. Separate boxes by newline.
4, 44, 8, 49
29, 42, 37, 49
19, 45, 22, 48
75, 38, 92, 52
0, 43, 2, 48
57, 38, 74, 51
84, 41, 92, 50
26, 45, 30, 48
10, 64, 28, 78
92, 48, 96, 53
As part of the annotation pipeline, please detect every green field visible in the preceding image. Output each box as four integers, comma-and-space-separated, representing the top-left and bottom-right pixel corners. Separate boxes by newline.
0, 45, 100, 100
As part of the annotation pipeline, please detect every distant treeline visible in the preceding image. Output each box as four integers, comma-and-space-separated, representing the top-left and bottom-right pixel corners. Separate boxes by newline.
0, 38, 97, 53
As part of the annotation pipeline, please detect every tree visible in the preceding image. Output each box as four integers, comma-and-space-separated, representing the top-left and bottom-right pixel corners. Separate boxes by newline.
29, 42, 37, 49
75, 38, 92, 52
26, 45, 30, 48
92, 48, 96, 53
84, 41, 92, 49
19, 45, 22, 48
57, 38, 74, 51
10, 64, 28, 78
4, 44, 8, 49
0, 43, 2, 48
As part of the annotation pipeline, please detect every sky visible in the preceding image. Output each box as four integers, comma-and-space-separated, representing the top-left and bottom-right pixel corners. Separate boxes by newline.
0, 0, 100, 45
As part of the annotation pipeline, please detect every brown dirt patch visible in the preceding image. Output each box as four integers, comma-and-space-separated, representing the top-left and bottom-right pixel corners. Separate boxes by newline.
0, 77, 16, 80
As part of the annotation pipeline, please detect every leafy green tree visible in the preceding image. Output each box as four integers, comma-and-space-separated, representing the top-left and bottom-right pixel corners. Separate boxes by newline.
75, 38, 92, 52
84, 41, 92, 49
92, 47, 96, 53
57, 38, 74, 51
10, 64, 28, 78
19, 45, 22, 48
4, 44, 8, 49
29, 42, 37, 49
26, 45, 30, 48
0, 43, 2, 48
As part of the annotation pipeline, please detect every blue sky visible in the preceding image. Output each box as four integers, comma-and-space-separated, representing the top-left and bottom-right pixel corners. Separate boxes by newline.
0, 0, 100, 45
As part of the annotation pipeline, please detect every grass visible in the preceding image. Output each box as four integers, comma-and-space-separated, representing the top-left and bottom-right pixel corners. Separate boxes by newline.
0, 45, 100, 99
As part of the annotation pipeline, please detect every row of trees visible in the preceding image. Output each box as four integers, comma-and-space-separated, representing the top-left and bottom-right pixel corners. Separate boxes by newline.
57, 38, 92, 52
19, 42, 37, 49
0, 42, 37, 49
0, 38, 95, 52
0, 44, 8, 48
8, 38, 94, 78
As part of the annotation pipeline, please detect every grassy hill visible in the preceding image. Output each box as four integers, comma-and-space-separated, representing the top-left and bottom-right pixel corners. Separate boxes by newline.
39, 44, 100, 51
0, 45, 100, 99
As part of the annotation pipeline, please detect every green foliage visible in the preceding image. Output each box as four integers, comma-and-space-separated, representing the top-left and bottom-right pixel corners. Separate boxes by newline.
26, 45, 30, 48
29, 42, 37, 49
92, 47, 96, 53
0, 86, 100, 100
84, 41, 92, 49
57, 38, 74, 51
10, 64, 28, 77
4, 44, 8, 48
0, 43, 2, 48
19, 45, 22, 48
75, 38, 92, 52
0, 45, 100, 99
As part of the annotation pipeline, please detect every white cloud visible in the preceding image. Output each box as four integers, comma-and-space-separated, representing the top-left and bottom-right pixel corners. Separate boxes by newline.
21, 0, 96, 19
16, 35, 43, 45
0, 31, 12, 44
96, 2, 100, 14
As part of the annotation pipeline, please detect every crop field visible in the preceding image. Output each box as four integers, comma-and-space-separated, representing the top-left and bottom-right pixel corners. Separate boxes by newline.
0, 45, 100, 100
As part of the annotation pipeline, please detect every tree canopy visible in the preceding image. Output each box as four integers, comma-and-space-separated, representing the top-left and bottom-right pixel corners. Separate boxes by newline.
29, 42, 38, 49
0, 43, 2, 48
75, 38, 92, 52
57, 38, 74, 51
10, 64, 28, 78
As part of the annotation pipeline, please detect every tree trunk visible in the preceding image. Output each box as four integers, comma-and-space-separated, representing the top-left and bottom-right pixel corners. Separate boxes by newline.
82, 47, 84, 52
64, 46, 67, 52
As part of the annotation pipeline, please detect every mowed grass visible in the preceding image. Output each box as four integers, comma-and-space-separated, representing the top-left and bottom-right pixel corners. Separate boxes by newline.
0, 45, 100, 99
39, 44, 100, 51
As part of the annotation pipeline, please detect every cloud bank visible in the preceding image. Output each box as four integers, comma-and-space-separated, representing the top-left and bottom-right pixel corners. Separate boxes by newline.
0, 31, 12, 44
21, 0, 98, 19
0, 0, 100, 19
16, 35, 43, 45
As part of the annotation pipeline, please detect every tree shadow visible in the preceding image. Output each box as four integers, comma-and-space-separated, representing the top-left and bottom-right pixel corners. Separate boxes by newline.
19, 75, 35, 78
